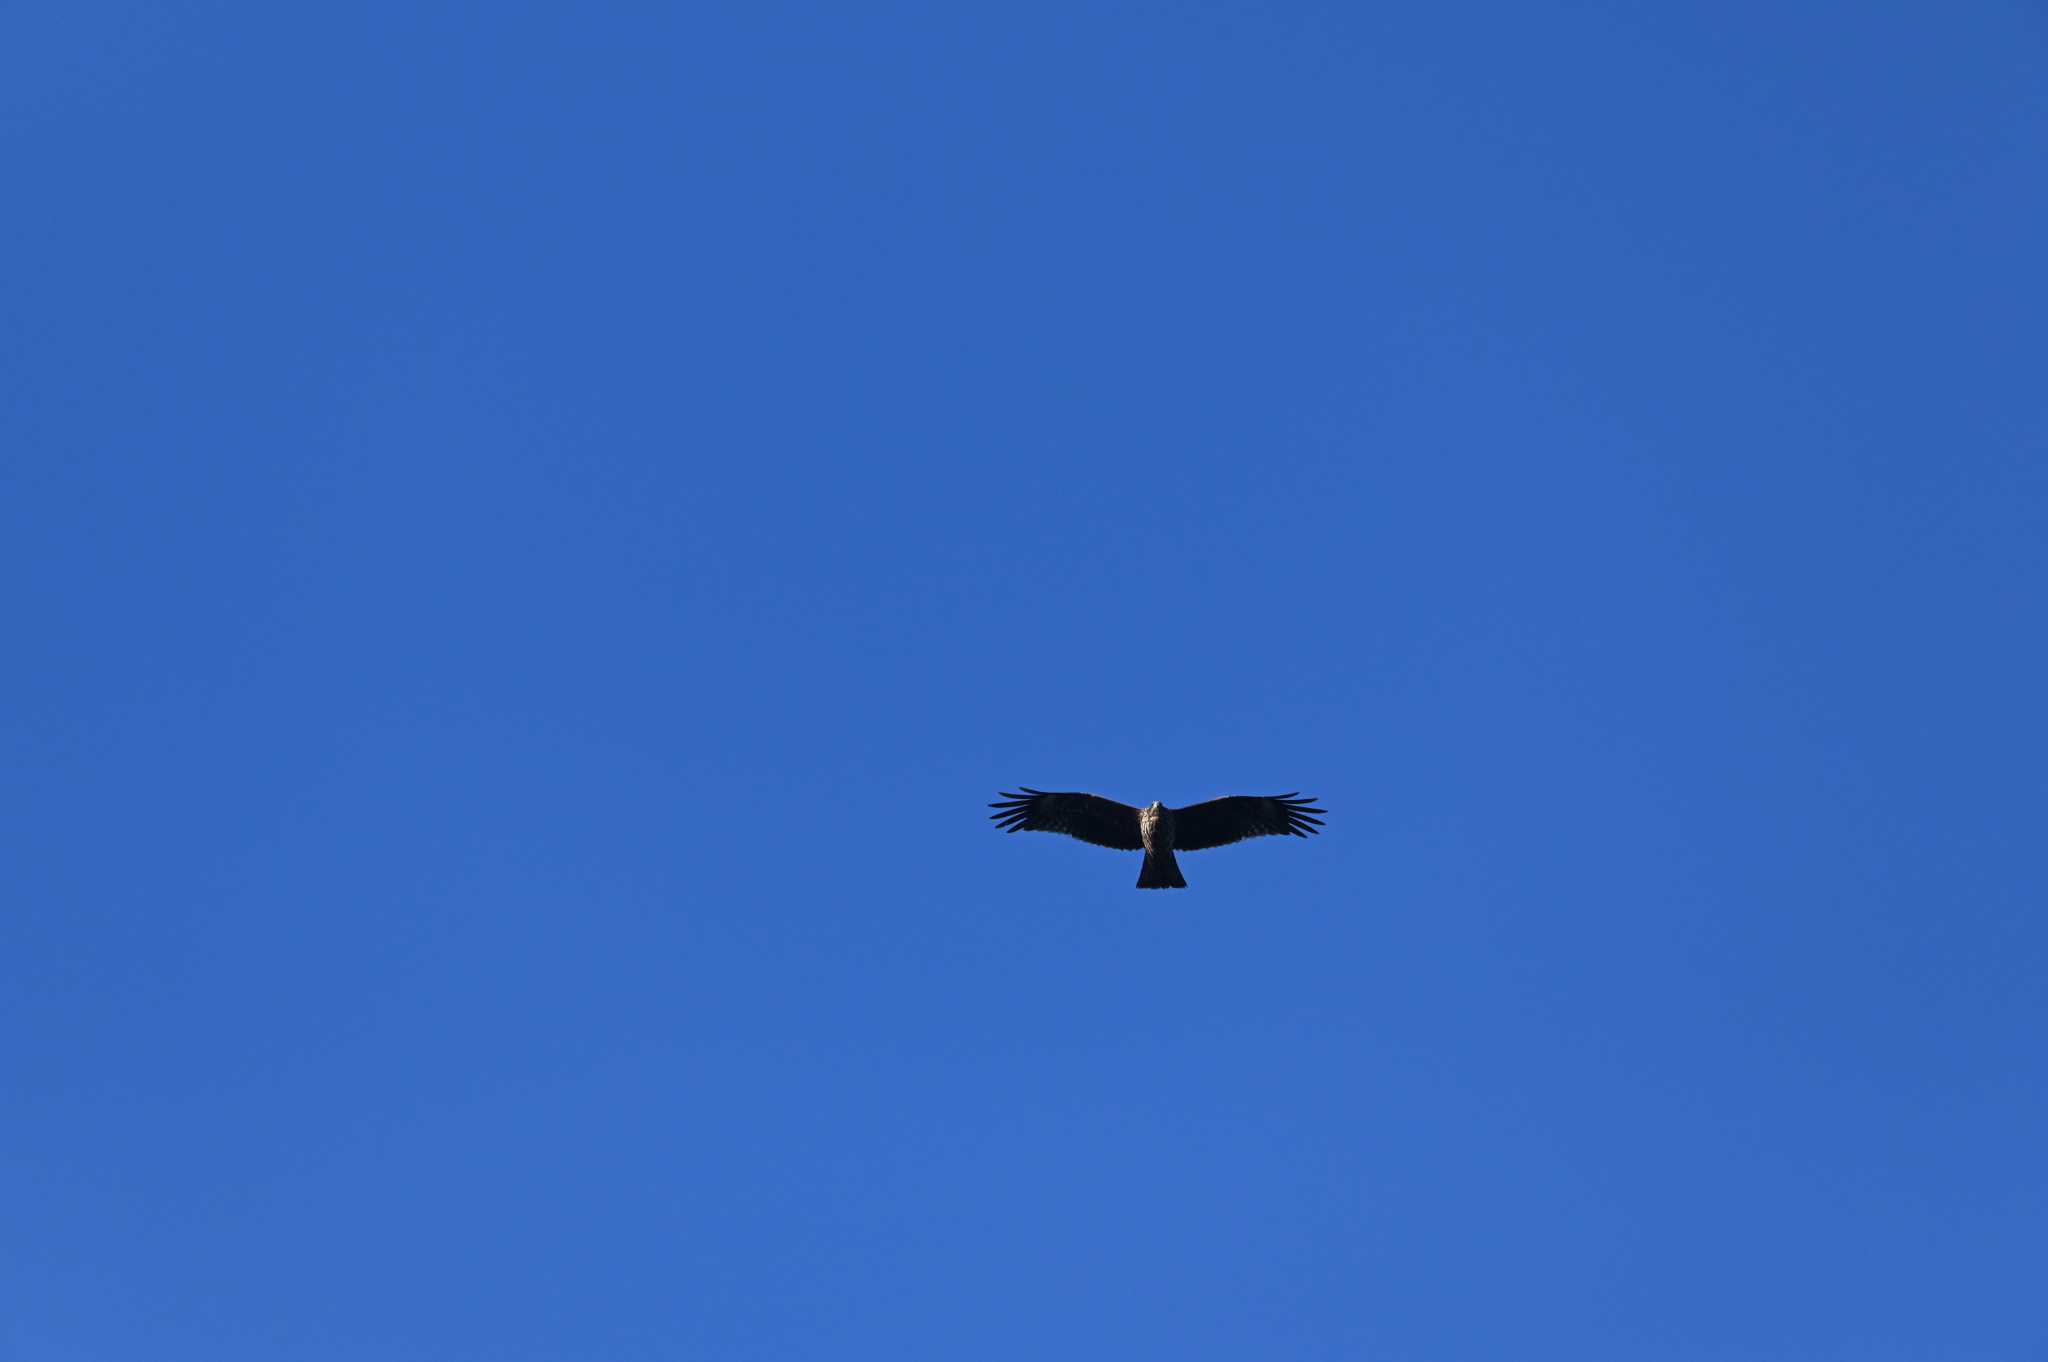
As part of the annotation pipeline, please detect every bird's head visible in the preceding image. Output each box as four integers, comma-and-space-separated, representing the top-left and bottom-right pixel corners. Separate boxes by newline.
1147, 800, 1164, 812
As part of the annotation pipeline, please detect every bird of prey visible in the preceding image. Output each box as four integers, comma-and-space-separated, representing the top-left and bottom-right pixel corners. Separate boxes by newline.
988, 788, 1325, 889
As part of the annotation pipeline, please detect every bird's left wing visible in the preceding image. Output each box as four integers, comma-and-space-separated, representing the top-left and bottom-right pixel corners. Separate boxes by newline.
988, 789, 1144, 850
1171, 793, 1325, 851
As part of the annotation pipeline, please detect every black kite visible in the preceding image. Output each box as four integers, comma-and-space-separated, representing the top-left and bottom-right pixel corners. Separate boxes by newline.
988, 788, 1325, 889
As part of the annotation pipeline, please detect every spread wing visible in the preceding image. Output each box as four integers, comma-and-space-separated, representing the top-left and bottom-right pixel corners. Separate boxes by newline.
1171, 793, 1325, 852
988, 788, 1144, 850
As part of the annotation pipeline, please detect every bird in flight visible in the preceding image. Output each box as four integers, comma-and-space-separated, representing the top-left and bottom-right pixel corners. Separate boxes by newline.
988, 788, 1325, 889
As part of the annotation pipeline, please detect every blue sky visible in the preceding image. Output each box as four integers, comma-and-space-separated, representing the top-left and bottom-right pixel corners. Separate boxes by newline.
6, 1, 2045, 1357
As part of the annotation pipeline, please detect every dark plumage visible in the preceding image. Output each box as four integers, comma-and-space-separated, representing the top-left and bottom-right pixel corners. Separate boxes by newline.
989, 788, 1325, 889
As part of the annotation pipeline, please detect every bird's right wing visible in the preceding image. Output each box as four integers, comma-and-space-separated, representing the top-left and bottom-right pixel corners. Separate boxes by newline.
988, 789, 1144, 850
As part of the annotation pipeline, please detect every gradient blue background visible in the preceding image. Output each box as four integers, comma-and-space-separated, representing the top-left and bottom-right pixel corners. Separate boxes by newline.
7, 2, 2045, 1357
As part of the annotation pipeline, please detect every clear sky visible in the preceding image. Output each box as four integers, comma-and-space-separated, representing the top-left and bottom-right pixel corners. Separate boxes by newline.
6, 2, 2045, 1358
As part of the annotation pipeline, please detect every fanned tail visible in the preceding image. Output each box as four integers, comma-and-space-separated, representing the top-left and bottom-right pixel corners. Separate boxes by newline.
1137, 850, 1186, 889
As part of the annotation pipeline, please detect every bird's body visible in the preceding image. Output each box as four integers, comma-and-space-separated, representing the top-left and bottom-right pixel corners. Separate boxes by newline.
1136, 800, 1185, 888
989, 788, 1323, 889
